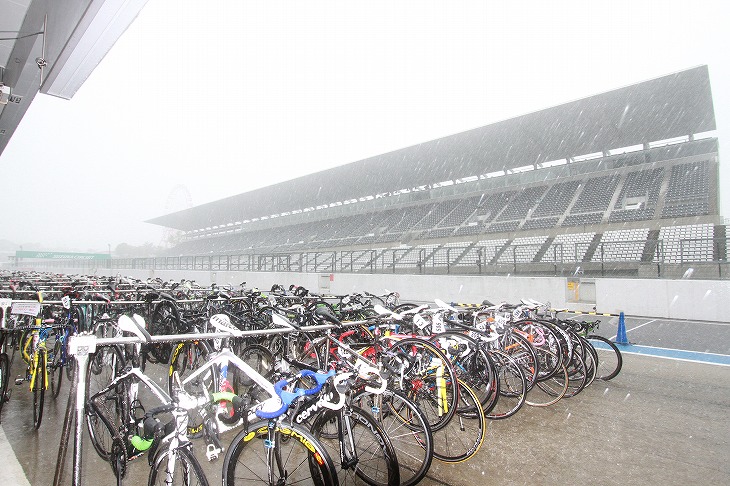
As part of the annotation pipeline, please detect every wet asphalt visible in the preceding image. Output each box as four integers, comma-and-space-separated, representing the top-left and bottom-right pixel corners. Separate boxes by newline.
1, 315, 728, 485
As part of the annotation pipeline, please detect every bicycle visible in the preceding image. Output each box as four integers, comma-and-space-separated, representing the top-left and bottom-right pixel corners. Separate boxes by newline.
88, 354, 211, 485
16, 290, 56, 429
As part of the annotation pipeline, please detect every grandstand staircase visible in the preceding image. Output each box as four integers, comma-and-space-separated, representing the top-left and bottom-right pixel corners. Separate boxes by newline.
653, 169, 672, 218
641, 229, 661, 262
360, 249, 386, 272
714, 225, 727, 261
557, 185, 586, 226
451, 243, 477, 266
533, 237, 556, 263
582, 233, 604, 262
490, 240, 513, 264
604, 176, 626, 221
421, 246, 442, 266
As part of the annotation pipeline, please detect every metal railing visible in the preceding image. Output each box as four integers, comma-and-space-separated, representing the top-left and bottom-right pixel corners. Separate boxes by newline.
12, 237, 729, 277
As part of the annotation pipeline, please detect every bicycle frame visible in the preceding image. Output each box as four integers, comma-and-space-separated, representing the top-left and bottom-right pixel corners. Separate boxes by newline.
23, 326, 51, 391
180, 347, 279, 431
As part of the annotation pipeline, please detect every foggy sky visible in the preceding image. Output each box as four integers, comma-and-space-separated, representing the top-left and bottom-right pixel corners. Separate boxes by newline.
1, 0, 729, 252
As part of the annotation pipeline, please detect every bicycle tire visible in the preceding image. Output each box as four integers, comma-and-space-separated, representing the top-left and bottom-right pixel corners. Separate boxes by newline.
311, 405, 400, 486
576, 335, 598, 387
0, 352, 9, 422
86, 391, 123, 468
353, 389, 433, 486
50, 338, 63, 399
431, 379, 486, 463
391, 303, 419, 314
32, 348, 46, 429
222, 419, 339, 486
148, 445, 209, 486
85, 345, 126, 461
561, 351, 588, 398
587, 335, 623, 380
148, 300, 181, 363
579, 337, 599, 388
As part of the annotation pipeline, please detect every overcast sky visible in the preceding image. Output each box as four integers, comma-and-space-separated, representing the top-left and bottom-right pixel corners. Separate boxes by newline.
2, 0, 729, 252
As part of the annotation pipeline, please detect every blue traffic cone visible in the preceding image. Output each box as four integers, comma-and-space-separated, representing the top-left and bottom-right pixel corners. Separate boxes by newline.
615, 311, 628, 345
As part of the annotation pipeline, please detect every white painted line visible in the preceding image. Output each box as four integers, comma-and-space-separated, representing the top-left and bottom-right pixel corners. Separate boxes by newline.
624, 351, 730, 367
0, 425, 31, 486
610, 319, 657, 341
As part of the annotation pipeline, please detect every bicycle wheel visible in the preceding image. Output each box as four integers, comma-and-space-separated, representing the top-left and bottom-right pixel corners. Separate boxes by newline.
168, 340, 215, 395
85, 346, 126, 461
236, 344, 275, 387
353, 389, 433, 486
86, 389, 125, 469
32, 349, 46, 429
383, 337, 459, 433
561, 351, 588, 398
525, 351, 568, 407
431, 332, 497, 410
148, 300, 181, 363
579, 338, 598, 388
0, 352, 9, 422
311, 405, 400, 486
149, 445, 209, 486
587, 335, 623, 380
66, 355, 76, 382
269, 331, 322, 371
222, 419, 338, 486
431, 380, 486, 463
499, 331, 539, 390
50, 338, 63, 399
485, 349, 527, 420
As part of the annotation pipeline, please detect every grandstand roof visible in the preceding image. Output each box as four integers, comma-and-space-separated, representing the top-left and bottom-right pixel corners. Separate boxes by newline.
148, 65, 716, 232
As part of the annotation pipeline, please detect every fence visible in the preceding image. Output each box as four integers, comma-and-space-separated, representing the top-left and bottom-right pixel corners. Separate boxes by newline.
11, 237, 729, 278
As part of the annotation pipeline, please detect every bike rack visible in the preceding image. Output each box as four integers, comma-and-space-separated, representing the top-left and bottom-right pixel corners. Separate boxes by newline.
54, 321, 356, 486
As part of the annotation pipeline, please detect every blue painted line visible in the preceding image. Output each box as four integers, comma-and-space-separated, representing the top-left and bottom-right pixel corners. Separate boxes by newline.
615, 343, 730, 366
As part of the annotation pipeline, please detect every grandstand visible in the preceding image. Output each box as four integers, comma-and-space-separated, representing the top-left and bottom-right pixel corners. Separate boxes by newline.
145, 65, 725, 278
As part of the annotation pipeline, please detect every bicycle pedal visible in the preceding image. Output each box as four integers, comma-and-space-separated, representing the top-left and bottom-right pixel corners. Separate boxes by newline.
206, 444, 222, 462
14, 376, 24, 385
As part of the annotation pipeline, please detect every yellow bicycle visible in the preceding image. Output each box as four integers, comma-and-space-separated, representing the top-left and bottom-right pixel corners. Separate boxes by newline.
19, 292, 52, 429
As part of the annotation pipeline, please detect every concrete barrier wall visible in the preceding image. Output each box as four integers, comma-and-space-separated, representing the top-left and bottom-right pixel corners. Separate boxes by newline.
16, 265, 729, 322
596, 278, 730, 321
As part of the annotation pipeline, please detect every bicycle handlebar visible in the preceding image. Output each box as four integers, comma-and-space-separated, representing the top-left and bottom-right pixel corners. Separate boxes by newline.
255, 369, 336, 419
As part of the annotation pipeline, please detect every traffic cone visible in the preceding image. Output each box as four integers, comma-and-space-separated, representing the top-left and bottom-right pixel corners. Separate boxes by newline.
615, 311, 628, 345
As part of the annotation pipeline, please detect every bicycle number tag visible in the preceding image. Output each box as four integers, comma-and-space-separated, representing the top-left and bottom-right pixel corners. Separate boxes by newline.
61, 295, 71, 309
0, 298, 11, 310
413, 314, 429, 330
11, 301, 41, 316
431, 315, 445, 334
495, 314, 509, 329
475, 318, 487, 332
